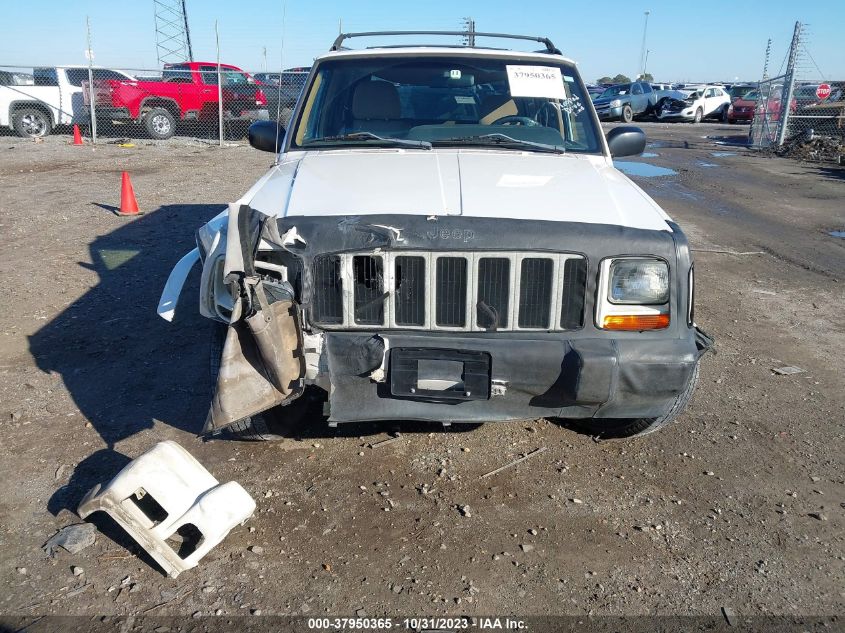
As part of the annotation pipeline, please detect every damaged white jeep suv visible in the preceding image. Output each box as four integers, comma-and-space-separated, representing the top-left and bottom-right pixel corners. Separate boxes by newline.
158, 31, 712, 440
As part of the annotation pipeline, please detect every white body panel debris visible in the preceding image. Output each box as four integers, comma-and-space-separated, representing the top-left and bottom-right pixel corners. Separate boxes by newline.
78, 440, 255, 578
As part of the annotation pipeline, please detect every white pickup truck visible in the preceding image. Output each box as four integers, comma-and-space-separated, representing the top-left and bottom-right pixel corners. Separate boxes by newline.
0, 66, 134, 137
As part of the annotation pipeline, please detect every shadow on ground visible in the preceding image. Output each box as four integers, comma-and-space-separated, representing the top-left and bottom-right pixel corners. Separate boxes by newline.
29, 203, 225, 448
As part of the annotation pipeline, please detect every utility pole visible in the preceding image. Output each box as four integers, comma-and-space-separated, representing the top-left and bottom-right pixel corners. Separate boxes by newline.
639, 11, 650, 78
85, 16, 97, 144
761, 38, 772, 80
644, 49, 651, 78
262, 46, 267, 72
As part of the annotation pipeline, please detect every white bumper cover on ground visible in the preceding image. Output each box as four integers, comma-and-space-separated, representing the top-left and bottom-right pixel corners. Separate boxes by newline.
78, 440, 255, 578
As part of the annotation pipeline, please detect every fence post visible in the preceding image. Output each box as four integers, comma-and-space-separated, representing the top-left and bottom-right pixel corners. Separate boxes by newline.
86, 16, 97, 144
776, 21, 802, 146
215, 20, 223, 147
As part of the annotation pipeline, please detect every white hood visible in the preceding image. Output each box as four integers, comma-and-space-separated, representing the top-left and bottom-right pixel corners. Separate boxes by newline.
246, 149, 672, 232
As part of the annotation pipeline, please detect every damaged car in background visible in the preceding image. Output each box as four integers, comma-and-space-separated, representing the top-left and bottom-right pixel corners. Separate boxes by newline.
656, 85, 732, 123
158, 30, 712, 441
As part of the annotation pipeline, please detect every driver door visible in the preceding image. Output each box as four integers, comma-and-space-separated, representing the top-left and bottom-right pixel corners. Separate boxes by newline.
631, 82, 644, 114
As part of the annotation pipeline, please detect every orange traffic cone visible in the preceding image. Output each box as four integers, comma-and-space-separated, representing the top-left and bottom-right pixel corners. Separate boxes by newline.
118, 171, 141, 216
72, 124, 83, 145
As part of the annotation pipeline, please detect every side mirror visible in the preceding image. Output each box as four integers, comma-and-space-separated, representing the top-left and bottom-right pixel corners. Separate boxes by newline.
606, 126, 646, 158
248, 120, 285, 153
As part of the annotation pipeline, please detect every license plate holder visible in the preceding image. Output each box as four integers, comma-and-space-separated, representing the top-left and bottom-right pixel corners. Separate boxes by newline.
390, 348, 491, 401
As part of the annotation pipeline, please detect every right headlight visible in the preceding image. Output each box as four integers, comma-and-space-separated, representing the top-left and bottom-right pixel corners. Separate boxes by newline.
609, 99, 622, 108
597, 257, 671, 331
609, 258, 669, 304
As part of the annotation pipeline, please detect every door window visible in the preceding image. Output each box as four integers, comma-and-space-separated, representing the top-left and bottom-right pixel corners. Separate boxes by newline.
632, 83, 643, 95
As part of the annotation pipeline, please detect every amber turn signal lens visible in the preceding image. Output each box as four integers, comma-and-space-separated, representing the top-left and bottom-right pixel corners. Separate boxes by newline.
602, 314, 670, 331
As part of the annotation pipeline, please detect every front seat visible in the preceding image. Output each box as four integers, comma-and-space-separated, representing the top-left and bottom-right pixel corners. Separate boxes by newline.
350, 80, 404, 135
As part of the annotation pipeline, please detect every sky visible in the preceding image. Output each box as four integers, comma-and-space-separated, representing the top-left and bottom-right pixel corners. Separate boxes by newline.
1, 0, 843, 83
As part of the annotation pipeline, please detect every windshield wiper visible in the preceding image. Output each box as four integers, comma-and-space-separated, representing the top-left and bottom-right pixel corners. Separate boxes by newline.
303, 131, 431, 150
432, 133, 565, 154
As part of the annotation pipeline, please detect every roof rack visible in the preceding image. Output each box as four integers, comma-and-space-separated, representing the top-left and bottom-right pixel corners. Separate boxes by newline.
331, 31, 561, 55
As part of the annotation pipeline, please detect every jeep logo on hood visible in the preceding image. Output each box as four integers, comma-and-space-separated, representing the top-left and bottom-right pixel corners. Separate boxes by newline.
426, 228, 475, 243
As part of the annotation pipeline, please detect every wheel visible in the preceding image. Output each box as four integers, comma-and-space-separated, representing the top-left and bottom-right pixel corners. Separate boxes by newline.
566, 360, 701, 439
692, 107, 703, 124
208, 322, 314, 441
142, 107, 176, 140
721, 105, 730, 122
12, 107, 52, 138
620, 104, 633, 123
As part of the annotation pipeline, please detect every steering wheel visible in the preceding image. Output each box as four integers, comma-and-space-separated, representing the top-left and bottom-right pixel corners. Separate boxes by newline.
490, 115, 539, 127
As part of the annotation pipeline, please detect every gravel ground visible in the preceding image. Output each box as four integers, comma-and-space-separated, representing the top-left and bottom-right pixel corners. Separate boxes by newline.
0, 122, 842, 626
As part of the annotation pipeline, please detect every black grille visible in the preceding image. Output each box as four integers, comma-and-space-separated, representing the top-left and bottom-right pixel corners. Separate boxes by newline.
312, 255, 343, 324
352, 255, 385, 325
435, 257, 467, 327
476, 257, 510, 329
394, 256, 426, 326
560, 258, 587, 329
518, 258, 553, 328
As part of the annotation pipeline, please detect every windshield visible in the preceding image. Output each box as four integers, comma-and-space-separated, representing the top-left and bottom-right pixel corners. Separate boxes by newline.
291, 55, 601, 153
598, 84, 629, 98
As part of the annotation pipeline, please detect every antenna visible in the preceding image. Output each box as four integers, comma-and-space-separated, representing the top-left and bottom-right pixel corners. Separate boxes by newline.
153, 0, 193, 64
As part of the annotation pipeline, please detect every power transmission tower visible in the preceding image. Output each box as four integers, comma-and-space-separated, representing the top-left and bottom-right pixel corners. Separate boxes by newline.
461, 17, 476, 47
153, 0, 193, 65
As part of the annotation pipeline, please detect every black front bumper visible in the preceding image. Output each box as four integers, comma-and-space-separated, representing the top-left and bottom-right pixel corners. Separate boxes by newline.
324, 329, 710, 424
253, 213, 713, 424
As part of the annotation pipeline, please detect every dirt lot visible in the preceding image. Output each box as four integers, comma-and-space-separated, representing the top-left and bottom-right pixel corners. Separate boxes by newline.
0, 122, 843, 626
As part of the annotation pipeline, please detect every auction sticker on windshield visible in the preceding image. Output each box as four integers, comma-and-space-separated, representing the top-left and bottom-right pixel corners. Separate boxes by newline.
506, 65, 566, 99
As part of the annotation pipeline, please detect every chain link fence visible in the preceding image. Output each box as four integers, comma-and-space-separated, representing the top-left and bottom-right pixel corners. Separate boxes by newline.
0, 63, 307, 144
748, 22, 844, 157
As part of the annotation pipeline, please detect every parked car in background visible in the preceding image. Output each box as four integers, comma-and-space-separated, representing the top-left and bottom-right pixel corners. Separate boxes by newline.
656, 85, 731, 123
593, 81, 658, 122
85, 62, 269, 139
728, 83, 756, 102
255, 67, 310, 114
727, 89, 760, 123
585, 84, 605, 99
0, 65, 135, 137
650, 83, 678, 92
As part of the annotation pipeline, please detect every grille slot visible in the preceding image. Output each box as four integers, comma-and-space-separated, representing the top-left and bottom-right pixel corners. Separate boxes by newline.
312, 255, 343, 324
435, 257, 468, 327
518, 258, 554, 328
476, 257, 510, 329
311, 251, 586, 332
394, 256, 426, 326
352, 255, 385, 325
560, 258, 587, 329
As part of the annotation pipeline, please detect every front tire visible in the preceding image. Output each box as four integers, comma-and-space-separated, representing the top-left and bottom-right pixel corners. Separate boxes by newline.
12, 107, 52, 138
692, 107, 703, 124
142, 107, 176, 140
620, 104, 633, 123
567, 361, 701, 439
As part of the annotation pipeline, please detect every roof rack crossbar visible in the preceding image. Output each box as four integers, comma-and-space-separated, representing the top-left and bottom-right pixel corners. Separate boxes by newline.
331, 31, 560, 54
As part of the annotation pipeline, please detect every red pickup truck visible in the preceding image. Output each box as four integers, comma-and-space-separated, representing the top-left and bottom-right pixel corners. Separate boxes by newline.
86, 62, 268, 139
